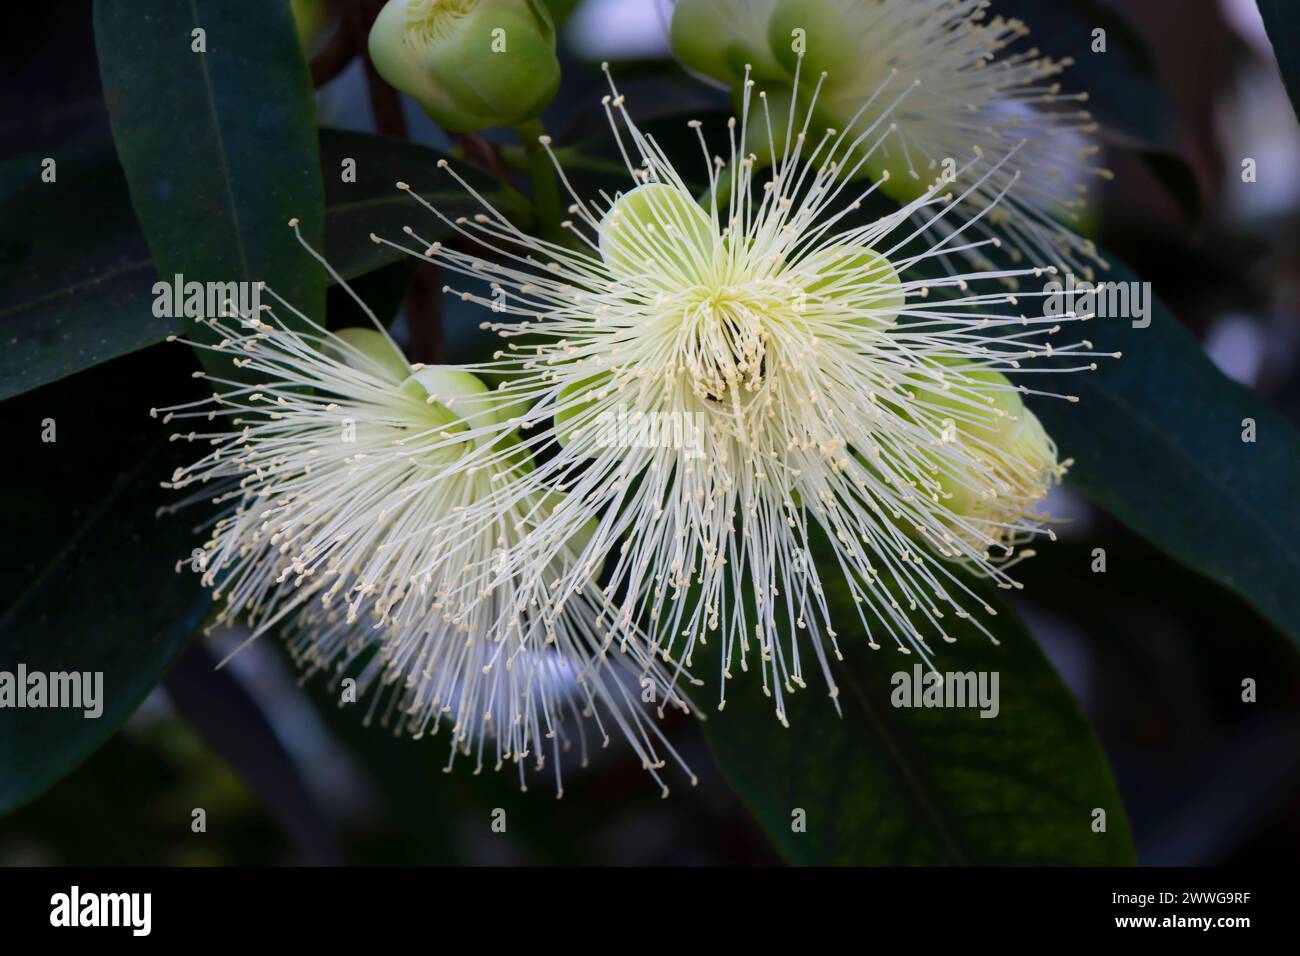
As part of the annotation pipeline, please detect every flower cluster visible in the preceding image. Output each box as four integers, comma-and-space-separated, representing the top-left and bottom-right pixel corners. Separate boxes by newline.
370, 64, 1109, 726
163, 4, 1112, 790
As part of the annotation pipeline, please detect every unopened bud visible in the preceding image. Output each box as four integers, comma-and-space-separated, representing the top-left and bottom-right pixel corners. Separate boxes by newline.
368, 0, 560, 132
767, 0, 860, 88
669, 0, 788, 87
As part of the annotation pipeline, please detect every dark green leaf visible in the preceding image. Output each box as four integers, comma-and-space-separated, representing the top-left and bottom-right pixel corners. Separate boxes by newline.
1258, 0, 1300, 123
703, 572, 1134, 865
319, 128, 521, 281
0, 126, 504, 401
0, 144, 166, 402
1028, 252, 1300, 652
0, 129, 499, 402
0, 349, 210, 816
94, 0, 326, 376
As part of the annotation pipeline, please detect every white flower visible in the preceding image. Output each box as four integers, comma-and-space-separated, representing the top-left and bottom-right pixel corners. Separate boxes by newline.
156, 258, 696, 796
375, 67, 1114, 723
671, 0, 1111, 280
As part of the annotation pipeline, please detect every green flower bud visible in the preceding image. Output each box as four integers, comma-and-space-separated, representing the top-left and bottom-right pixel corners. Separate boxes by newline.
368, 0, 561, 132
770, 84, 930, 203
734, 80, 914, 206
669, 0, 787, 87
767, 0, 861, 88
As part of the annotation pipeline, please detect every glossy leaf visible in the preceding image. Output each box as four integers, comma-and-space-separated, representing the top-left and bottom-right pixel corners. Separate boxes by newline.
0, 144, 164, 402
0, 349, 210, 815
0, 129, 503, 402
1028, 252, 1300, 651
702, 571, 1134, 865
94, 0, 326, 376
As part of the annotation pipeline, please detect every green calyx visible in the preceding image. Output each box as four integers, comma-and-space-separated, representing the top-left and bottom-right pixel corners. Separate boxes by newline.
908, 359, 1058, 517
403, 365, 521, 444
598, 182, 717, 282
327, 327, 521, 444
912, 359, 1025, 448
670, 0, 946, 201
795, 244, 904, 327
327, 327, 412, 384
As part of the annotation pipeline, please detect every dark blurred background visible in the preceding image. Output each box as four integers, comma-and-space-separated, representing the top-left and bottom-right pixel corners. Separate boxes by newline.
2, 0, 1298, 865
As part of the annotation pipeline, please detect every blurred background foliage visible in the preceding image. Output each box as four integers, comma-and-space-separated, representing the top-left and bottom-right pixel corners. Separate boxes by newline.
2, 0, 1300, 865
